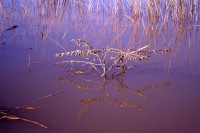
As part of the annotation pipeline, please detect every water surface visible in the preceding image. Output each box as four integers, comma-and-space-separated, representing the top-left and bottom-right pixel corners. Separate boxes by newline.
0, 0, 200, 133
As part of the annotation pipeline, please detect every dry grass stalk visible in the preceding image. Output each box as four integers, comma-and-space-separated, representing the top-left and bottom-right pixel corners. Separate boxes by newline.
0, 111, 47, 129
0, 89, 66, 129
1, 0, 198, 52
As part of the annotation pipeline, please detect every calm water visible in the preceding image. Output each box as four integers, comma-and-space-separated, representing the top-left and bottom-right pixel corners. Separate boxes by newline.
0, 0, 200, 133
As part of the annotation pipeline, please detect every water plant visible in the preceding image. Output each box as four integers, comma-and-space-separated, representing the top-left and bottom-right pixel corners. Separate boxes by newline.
55, 39, 171, 77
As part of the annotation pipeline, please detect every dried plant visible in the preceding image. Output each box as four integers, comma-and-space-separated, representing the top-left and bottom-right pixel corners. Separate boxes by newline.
55, 39, 171, 77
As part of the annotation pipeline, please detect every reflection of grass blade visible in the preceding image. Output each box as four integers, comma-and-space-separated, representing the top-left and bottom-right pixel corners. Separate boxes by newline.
32, 90, 65, 103
110, 77, 147, 98
15, 106, 44, 110
138, 81, 171, 92
80, 97, 147, 111
76, 96, 146, 122
58, 78, 92, 90
74, 105, 90, 123
80, 97, 99, 105
66, 79, 91, 89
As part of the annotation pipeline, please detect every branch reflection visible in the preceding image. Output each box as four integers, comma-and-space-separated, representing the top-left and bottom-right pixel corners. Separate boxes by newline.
56, 67, 170, 122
